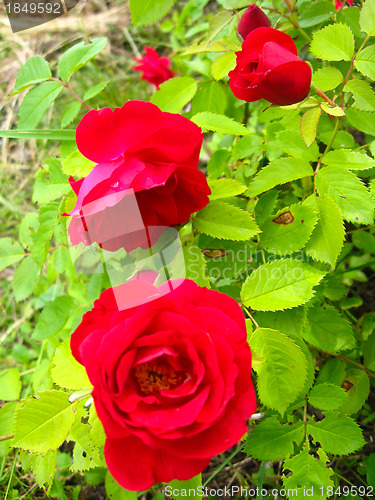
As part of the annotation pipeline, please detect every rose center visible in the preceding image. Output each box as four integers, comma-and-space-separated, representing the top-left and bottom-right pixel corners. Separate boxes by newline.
133, 359, 185, 395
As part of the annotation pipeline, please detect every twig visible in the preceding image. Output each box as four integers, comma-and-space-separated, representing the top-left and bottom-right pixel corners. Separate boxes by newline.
315, 87, 337, 107
50, 77, 92, 111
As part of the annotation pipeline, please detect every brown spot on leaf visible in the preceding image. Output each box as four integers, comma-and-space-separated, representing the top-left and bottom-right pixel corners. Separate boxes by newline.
272, 211, 294, 225
342, 380, 354, 391
202, 248, 228, 258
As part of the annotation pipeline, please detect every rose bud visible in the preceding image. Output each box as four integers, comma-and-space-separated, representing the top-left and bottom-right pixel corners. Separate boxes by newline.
229, 27, 312, 106
238, 4, 270, 40
134, 46, 175, 89
70, 278, 257, 491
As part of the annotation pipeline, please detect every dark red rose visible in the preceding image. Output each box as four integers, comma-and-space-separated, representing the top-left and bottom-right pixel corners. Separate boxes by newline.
238, 4, 270, 40
229, 27, 312, 106
335, 0, 353, 9
63, 101, 210, 251
71, 278, 256, 491
134, 47, 175, 89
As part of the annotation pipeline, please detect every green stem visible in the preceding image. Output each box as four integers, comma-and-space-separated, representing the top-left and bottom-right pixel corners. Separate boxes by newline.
314, 118, 341, 175
50, 77, 92, 111
203, 443, 246, 487
256, 462, 267, 500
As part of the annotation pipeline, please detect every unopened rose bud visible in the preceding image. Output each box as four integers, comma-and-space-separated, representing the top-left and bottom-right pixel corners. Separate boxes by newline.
238, 4, 270, 40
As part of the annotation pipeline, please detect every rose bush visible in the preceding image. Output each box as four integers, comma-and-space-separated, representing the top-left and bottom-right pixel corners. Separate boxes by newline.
133, 46, 175, 88
237, 4, 270, 40
71, 278, 256, 490
63, 101, 210, 251
229, 27, 312, 105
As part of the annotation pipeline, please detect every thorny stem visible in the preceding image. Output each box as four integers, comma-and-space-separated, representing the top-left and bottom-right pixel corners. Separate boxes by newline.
50, 77, 92, 111
315, 87, 336, 107
340, 35, 370, 108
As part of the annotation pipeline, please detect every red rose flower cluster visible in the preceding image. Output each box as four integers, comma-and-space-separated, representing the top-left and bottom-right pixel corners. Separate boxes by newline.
229, 5, 312, 106
64, 101, 210, 252
134, 46, 175, 89
71, 278, 256, 490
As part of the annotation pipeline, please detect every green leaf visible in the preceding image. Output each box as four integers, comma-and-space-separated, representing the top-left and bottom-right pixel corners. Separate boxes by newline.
208, 179, 247, 200
231, 135, 262, 162
61, 101, 81, 128
30, 450, 57, 489
13, 56, 51, 94
300, 107, 321, 147
151, 77, 197, 113
303, 303, 356, 352
193, 201, 260, 241
30, 202, 61, 267
346, 108, 375, 136
364, 333, 375, 371
308, 383, 349, 410
211, 52, 236, 80
0, 402, 17, 457
260, 202, 318, 255
315, 167, 375, 225
310, 23, 354, 61
354, 45, 375, 80
84, 81, 109, 101
183, 245, 210, 288
0, 238, 24, 272
207, 149, 230, 179
62, 150, 95, 178
168, 474, 202, 499
345, 79, 375, 111
283, 446, 334, 497
241, 259, 325, 311
129, 0, 175, 26
360, 0, 375, 36
321, 103, 346, 117
312, 66, 343, 92
255, 307, 306, 339
182, 41, 226, 55
304, 195, 345, 266
191, 81, 227, 115
322, 149, 375, 170
12, 256, 38, 302
51, 339, 92, 391
316, 358, 346, 387
105, 471, 137, 499
0, 129, 76, 141
13, 390, 75, 454
299, 1, 336, 28
58, 38, 107, 82
276, 130, 319, 162
0, 369, 22, 401
89, 404, 106, 448
249, 328, 307, 413
32, 159, 70, 204
191, 112, 250, 136
33, 296, 75, 341
248, 158, 313, 197
308, 412, 365, 455
69, 412, 100, 472
245, 417, 304, 460
339, 367, 370, 415
18, 81, 63, 130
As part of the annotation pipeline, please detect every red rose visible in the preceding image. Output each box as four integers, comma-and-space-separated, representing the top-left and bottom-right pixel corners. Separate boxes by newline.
238, 4, 270, 40
71, 278, 256, 490
63, 101, 210, 251
134, 47, 175, 89
228, 27, 312, 106
335, 0, 353, 9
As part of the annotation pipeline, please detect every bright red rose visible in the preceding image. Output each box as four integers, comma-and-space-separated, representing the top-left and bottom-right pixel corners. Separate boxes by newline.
71, 278, 256, 491
134, 47, 175, 89
63, 101, 210, 251
238, 4, 270, 40
228, 27, 312, 106
335, 0, 353, 9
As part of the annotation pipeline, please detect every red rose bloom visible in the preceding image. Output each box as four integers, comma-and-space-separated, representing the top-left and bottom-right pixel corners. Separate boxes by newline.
63, 101, 210, 251
335, 0, 353, 9
134, 47, 175, 89
71, 278, 256, 491
238, 4, 270, 40
228, 27, 312, 106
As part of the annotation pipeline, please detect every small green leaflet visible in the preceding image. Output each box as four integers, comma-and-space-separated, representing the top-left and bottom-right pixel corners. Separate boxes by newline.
249, 328, 307, 414
312, 66, 343, 92
183, 245, 210, 288
259, 202, 318, 255
345, 79, 375, 111
308, 383, 349, 411
151, 77, 197, 113
304, 195, 345, 266
316, 358, 346, 387
29, 450, 57, 490
231, 135, 262, 162
283, 446, 334, 498
315, 167, 375, 225
321, 103, 345, 117
89, 404, 106, 448
13, 390, 75, 454
299, 1, 335, 28
51, 339, 92, 391
248, 158, 313, 197
30, 202, 61, 267
364, 333, 375, 371
211, 52, 236, 80
69, 410, 101, 472
105, 471, 137, 499
13, 56, 51, 94
84, 81, 109, 101
191, 81, 227, 115
310, 23, 354, 61
322, 149, 375, 170
254, 307, 306, 339
18, 81, 63, 130
0, 238, 24, 272
300, 107, 321, 147
193, 201, 260, 241
191, 112, 250, 136
339, 366, 370, 415
0, 369, 22, 401
208, 179, 247, 200
308, 412, 365, 455
32, 158, 70, 204
359, 0, 375, 36
33, 296, 75, 340
12, 256, 38, 302
61, 101, 81, 128
168, 475, 202, 499
62, 150, 95, 178
129, 0, 175, 26
303, 303, 356, 352
0, 402, 17, 456
355, 45, 375, 80
0, 129, 76, 141
346, 108, 375, 136
245, 417, 304, 461
182, 41, 226, 55
241, 259, 325, 311
58, 38, 107, 82
276, 130, 320, 162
